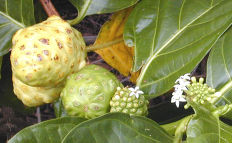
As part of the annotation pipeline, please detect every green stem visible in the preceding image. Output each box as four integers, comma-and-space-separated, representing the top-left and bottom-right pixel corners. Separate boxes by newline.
68, 17, 82, 25
212, 80, 232, 104
85, 37, 124, 52
161, 115, 193, 136
174, 115, 192, 143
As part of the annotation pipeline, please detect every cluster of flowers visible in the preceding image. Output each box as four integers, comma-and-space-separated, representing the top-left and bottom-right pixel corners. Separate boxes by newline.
171, 73, 191, 108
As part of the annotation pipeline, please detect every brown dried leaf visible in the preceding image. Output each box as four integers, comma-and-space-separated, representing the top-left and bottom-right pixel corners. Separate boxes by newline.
94, 8, 139, 83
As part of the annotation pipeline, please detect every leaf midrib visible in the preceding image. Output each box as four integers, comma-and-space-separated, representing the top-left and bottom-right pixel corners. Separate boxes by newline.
63, 118, 173, 143
0, 11, 25, 28
138, 0, 222, 84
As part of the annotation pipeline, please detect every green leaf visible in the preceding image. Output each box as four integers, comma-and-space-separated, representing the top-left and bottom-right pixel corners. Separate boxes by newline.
68, 0, 139, 24
0, 0, 35, 56
62, 113, 173, 143
186, 102, 232, 142
8, 117, 86, 143
207, 27, 232, 90
124, 0, 232, 98
206, 27, 232, 119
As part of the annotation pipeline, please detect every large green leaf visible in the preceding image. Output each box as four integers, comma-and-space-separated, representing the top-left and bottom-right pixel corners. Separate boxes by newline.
206, 27, 232, 119
186, 102, 232, 142
68, 0, 139, 24
207, 27, 232, 90
62, 113, 173, 143
124, 0, 232, 98
8, 117, 86, 143
0, 0, 35, 56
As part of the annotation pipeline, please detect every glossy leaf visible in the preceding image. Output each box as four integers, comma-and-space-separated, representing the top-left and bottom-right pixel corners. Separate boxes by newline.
0, 0, 35, 56
124, 0, 232, 98
94, 8, 139, 83
206, 27, 232, 119
68, 0, 139, 24
62, 113, 173, 143
207, 27, 232, 90
186, 102, 232, 142
8, 117, 86, 143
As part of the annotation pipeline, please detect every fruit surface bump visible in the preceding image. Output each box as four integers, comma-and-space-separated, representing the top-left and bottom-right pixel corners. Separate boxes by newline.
61, 64, 123, 119
10, 16, 86, 106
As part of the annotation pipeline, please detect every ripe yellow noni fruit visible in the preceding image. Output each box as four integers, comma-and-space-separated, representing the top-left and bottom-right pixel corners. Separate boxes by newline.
10, 16, 86, 107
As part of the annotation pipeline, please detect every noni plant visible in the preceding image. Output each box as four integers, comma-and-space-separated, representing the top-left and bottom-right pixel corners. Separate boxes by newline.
1, 0, 232, 143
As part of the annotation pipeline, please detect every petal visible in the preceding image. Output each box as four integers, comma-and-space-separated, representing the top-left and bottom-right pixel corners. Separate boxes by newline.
128, 88, 135, 92
171, 96, 176, 103
172, 90, 183, 96
129, 92, 134, 96
135, 93, 139, 98
175, 101, 180, 108
135, 86, 139, 90
137, 91, 144, 95
179, 97, 186, 102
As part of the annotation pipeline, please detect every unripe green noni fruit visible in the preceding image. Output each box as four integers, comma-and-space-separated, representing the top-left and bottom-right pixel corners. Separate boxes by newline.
110, 87, 149, 116
184, 77, 219, 110
61, 64, 123, 119
10, 16, 86, 106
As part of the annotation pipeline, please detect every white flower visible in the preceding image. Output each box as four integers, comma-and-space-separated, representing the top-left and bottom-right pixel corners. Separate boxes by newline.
171, 73, 190, 108
171, 93, 186, 108
128, 86, 144, 98
174, 84, 188, 91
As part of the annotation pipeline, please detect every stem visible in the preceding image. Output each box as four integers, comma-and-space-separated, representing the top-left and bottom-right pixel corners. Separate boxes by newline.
85, 37, 124, 52
39, 0, 60, 17
68, 17, 82, 26
174, 115, 192, 143
212, 80, 232, 104
36, 107, 41, 123
161, 115, 192, 136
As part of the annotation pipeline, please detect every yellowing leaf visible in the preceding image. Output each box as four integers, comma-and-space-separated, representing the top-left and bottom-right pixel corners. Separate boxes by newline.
94, 8, 139, 83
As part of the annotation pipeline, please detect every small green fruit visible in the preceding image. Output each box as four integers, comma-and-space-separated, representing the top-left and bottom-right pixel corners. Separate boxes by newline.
61, 64, 122, 119
110, 87, 149, 116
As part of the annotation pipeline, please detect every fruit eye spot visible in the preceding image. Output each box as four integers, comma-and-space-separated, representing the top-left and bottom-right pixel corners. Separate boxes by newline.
20, 45, 25, 50
66, 29, 72, 34
43, 50, 49, 56
37, 54, 43, 61
56, 41, 63, 49
53, 55, 59, 60
39, 38, 49, 45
